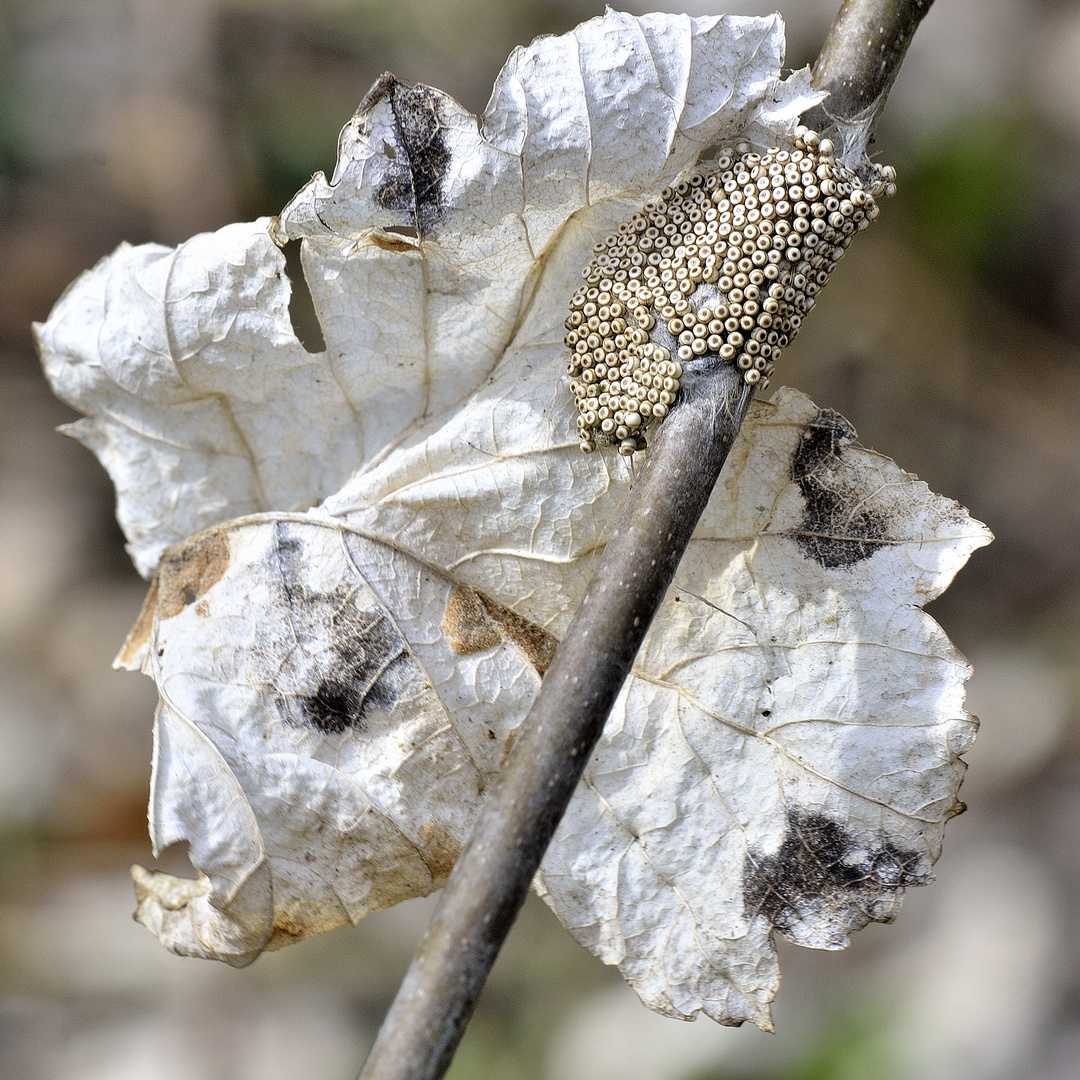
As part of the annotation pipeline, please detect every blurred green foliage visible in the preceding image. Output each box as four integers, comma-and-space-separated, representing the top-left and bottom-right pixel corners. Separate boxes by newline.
684, 1002, 893, 1080
901, 111, 1041, 279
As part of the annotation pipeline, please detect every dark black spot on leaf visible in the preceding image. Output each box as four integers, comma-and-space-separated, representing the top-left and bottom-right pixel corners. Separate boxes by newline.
299, 605, 408, 734
261, 523, 413, 735
367, 75, 450, 236
743, 807, 928, 947
788, 409, 894, 569
273, 530, 305, 570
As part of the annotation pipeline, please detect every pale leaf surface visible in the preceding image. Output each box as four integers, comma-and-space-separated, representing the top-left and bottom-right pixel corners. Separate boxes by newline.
36, 9, 989, 1032
36, 10, 815, 576
122, 380, 988, 1028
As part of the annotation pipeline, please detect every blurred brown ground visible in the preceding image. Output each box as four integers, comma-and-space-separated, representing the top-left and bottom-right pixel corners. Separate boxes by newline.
2, 2, 1080, 1078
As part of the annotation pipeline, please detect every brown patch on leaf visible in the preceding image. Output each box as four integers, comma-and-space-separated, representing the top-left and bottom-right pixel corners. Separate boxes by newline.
370, 232, 416, 253
269, 918, 308, 944
116, 576, 160, 668
265, 895, 350, 951
442, 584, 557, 674
488, 599, 559, 674
116, 532, 230, 669
156, 532, 231, 619
500, 729, 517, 768
417, 819, 462, 881
442, 586, 502, 654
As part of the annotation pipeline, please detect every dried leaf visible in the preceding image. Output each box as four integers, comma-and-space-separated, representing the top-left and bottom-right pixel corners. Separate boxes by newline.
121, 383, 988, 1027
36, 10, 990, 1031
37, 11, 816, 576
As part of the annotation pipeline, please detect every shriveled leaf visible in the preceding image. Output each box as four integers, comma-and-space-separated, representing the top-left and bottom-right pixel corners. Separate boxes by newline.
122, 380, 988, 1028
536, 392, 988, 1026
37, 8, 990, 1033
36, 10, 816, 576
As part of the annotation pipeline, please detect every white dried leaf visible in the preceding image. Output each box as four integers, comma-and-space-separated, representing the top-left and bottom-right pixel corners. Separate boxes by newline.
118, 383, 988, 1027
37, 10, 991, 1032
37, 10, 815, 577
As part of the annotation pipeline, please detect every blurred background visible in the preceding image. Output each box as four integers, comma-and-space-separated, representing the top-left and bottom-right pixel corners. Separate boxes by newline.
1, 0, 1079, 1077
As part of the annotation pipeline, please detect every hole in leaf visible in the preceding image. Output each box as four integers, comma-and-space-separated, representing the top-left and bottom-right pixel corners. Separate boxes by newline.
385, 224, 419, 239
182, 586, 198, 605
282, 239, 326, 353
148, 839, 196, 878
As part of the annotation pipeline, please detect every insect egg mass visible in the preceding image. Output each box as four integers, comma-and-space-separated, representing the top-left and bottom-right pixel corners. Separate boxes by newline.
564, 127, 896, 455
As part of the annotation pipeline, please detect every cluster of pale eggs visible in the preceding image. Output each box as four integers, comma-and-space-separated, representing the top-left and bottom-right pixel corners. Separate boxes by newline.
564, 127, 896, 455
